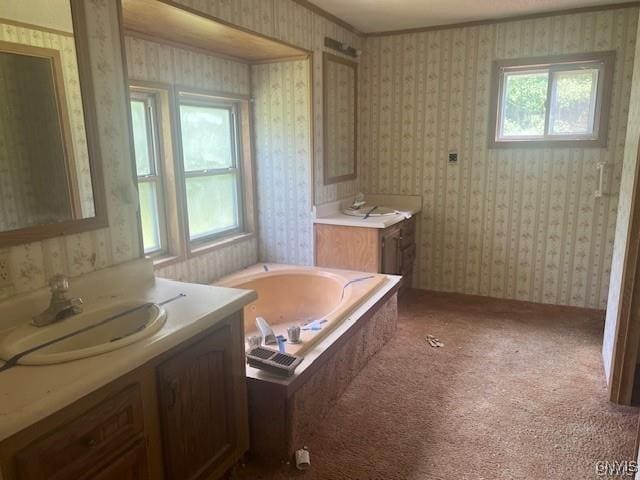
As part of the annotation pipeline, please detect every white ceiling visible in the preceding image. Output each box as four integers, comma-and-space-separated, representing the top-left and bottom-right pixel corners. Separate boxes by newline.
309, 0, 638, 33
2, 0, 73, 33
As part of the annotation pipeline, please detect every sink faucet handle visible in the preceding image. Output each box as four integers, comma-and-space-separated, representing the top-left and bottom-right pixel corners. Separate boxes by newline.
49, 274, 69, 293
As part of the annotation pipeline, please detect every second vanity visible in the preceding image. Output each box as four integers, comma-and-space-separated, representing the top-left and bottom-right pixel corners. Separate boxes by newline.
0, 260, 256, 480
314, 194, 422, 292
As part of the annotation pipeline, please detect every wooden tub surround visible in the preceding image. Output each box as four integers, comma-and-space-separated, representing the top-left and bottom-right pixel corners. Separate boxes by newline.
217, 264, 401, 463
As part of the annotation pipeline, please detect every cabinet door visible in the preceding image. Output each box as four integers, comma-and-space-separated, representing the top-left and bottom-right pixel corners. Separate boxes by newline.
81, 440, 149, 480
381, 227, 401, 274
156, 323, 244, 480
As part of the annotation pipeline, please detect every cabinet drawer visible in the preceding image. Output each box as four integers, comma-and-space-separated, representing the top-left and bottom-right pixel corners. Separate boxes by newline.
79, 438, 149, 480
15, 384, 144, 480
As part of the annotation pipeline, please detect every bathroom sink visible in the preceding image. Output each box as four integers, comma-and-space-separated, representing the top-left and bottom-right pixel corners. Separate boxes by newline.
343, 206, 398, 217
0, 301, 167, 365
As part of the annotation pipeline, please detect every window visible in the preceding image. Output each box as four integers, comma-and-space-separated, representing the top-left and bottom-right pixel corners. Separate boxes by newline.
490, 52, 614, 147
128, 85, 254, 264
130, 92, 167, 255
176, 94, 244, 245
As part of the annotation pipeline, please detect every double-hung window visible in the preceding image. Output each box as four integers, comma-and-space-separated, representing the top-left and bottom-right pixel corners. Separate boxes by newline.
490, 51, 614, 147
129, 85, 253, 263
130, 91, 167, 255
176, 94, 244, 246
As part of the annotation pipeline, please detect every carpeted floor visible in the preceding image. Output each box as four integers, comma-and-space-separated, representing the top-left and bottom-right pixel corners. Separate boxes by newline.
237, 290, 638, 480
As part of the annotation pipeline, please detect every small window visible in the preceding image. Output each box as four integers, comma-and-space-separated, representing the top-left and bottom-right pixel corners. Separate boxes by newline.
130, 92, 167, 255
176, 94, 244, 246
490, 52, 614, 147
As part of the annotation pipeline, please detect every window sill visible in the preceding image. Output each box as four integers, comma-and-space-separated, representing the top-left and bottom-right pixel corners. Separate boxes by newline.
489, 138, 607, 149
152, 254, 185, 270
188, 232, 255, 259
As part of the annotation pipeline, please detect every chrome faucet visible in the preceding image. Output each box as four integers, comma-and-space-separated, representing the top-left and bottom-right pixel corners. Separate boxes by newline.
32, 275, 83, 327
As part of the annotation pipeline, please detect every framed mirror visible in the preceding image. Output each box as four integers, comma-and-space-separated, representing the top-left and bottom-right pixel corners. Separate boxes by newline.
323, 52, 357, 185
0, 0, 106, 246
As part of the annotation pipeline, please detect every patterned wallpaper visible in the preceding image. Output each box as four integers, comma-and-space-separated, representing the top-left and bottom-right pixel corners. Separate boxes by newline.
124, 36, 250, 95
252, 59, 313, 265
124, 35, 259, 283
173, 0, 362, 206
325, 56, 356, 179
359, 7, 639, 309
603, 12, 640, 379
0, 0, 140, 300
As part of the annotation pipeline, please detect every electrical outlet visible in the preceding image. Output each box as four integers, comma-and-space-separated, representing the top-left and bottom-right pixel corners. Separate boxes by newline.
448, 151, 459, 164
0, 250, 11, 288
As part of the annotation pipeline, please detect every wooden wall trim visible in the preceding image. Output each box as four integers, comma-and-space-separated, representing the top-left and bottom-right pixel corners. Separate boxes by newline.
117, 0, 145, 260
123, 0, 312, 61
364, 1, 640, 37
290, 0, 363, 37
322, 52, 357, 185
0, 17, 74, 37
609, 138, 640, 405
0, 1, 111, 247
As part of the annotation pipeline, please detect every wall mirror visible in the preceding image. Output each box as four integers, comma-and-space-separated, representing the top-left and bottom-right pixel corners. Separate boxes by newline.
0, 0, 106, 246
323, 52, 357, 185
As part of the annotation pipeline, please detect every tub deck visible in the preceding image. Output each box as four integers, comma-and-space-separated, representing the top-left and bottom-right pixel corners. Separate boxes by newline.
217, 264, 386, 357
216, 264, 401, 462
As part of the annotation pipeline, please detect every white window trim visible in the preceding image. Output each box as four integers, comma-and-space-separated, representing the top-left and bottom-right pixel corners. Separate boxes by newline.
175, 93, 247, 248
129, 84, 256, 265
130, 90, 169, 256
489, 51, 615, 149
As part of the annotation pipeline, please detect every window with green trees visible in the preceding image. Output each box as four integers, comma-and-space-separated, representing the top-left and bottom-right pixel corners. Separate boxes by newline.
177, 95, 243, 245
130, 92, 166, 255
491, 52, 614, 147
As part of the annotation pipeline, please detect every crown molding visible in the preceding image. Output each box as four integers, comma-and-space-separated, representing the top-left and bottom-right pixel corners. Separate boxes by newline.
364, 1, 640, 37
290, 0, 363, 36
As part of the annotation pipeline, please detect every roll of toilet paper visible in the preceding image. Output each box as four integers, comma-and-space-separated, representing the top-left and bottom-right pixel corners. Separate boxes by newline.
295, 448, 310, 470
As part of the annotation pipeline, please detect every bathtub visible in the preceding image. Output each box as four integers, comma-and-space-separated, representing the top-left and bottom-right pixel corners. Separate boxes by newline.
216, 264, 387, 356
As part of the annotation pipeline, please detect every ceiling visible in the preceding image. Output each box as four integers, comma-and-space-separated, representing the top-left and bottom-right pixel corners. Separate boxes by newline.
308, 0, 638, 33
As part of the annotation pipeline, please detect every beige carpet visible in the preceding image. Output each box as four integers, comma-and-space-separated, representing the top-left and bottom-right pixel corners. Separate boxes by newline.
238, 290, 638, 479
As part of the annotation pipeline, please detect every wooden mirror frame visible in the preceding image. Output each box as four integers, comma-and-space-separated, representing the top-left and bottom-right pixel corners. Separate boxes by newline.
0, 0, 107, 247
323, 52, 357, 185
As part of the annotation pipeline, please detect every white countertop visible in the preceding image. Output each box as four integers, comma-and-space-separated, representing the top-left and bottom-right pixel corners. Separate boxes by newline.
313, 193, 422, 229
0, 264, 256, 442
313, 211, 416, 228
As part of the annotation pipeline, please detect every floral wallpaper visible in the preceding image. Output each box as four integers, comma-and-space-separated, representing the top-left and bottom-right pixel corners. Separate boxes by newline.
124, 35, 259, 283
0, 0, 140, 301
173, 0, 362, 205
252, 59, 313, 265
325, 57, 356, 179
603, 11, 640, 380
359, 7, 639, 309
154, 240, 258, 285
124, 36, 250, 95
0, 19, 95, 233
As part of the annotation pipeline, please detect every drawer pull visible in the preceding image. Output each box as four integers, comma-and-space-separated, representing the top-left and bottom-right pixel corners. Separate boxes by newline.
85, 437, 97, 448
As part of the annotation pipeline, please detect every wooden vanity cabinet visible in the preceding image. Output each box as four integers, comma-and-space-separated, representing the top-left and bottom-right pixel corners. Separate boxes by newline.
315, 216, 417, 292
157, 322, 247, 480
0, 312, 248, 480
